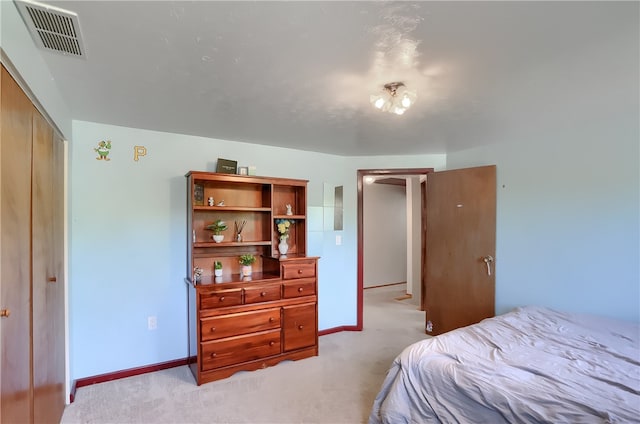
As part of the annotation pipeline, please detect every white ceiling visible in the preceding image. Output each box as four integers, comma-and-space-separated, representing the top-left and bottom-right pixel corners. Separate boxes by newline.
21, 1, 636, 156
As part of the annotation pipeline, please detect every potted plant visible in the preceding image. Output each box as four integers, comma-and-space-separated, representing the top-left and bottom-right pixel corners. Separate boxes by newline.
214, 261, 223, 277
206, 219, 228, 243
239, 254, 256, 277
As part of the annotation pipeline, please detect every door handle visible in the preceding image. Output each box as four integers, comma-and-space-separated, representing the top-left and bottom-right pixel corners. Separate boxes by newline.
0, 309, 10, 318
482, 255, 494, 276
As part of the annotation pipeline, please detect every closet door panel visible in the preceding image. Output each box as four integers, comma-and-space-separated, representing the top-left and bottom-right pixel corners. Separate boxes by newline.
52, 133, 66, 410
1, 66, 33, 424
32, 108, 64, 423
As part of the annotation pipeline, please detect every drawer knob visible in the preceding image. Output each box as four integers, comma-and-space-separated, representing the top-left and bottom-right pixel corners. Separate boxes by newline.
298, 325, 304, 330
269, 341, 275, 346
210, 327, 216, 332
298, 287, 303, 292
269, 317, 275, 323
219, 296, 225, 302
261, 292, 267, 297
297, 269, 303, 274
47, 276, 57, 283
210, 353, 217, 358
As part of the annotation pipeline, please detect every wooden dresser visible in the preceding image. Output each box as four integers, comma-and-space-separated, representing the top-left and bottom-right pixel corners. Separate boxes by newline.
185, 171, 319, 385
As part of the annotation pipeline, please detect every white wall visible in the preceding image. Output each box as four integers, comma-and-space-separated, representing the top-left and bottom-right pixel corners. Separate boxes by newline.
447, 23, 639, 322
68, 121, 446, 380
363, 182, 406, 288
68, 120, 347, 378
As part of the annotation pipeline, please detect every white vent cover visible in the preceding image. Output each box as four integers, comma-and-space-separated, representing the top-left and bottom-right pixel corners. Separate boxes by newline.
15, 0, 85, 58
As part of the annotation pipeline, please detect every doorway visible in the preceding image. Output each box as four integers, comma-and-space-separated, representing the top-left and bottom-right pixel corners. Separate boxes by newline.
356, 168, 433, 330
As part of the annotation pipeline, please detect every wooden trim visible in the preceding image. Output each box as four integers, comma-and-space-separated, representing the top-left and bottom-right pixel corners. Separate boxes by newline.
70, 358, 189, 403
357, 168, 434, 332
318, 325, 360, 336
363, 281, 406, 290
0, 53, 66, 140
69, 381, 76, 403
68, 323, 374, 403
357, 171, 364, 331
374, 178, 406, 186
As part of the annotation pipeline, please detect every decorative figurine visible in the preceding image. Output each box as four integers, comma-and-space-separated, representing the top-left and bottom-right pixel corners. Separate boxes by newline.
193, 267, 203, 282
217, 200, 225, 206
207, 197, 214, 206
286, 204, 293, 216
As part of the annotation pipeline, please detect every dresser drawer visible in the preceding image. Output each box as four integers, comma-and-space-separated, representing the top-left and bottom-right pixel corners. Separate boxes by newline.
201, 330, 281, 371
282, 278, 316, 298
283, 303, 317, 352
282, 261, 316, 280
199, 288, 243, 310
244, 283, 281, 304
201, 308, 281, 341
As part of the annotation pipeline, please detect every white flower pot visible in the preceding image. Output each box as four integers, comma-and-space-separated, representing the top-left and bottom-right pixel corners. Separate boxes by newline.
213, 234, 224, 243
278, 239, 289, 255
214, 269, 223, 277
241, 265, 252, 277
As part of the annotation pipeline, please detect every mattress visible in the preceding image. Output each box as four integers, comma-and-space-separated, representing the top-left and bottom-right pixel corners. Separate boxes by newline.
369, 306, 640, 423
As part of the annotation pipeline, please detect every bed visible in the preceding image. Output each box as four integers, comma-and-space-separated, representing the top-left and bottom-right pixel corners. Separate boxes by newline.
369, 306, 640, 423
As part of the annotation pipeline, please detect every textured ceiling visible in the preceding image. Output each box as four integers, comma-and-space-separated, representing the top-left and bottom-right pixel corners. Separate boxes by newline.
25, 1, 636, 156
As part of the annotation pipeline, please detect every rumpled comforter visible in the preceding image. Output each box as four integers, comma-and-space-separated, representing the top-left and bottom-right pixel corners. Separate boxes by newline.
370, 306, 640, 423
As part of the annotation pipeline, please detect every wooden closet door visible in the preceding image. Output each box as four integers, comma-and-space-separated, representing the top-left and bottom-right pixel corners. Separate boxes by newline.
32, 108, 65, 423
1, 66, 34, 424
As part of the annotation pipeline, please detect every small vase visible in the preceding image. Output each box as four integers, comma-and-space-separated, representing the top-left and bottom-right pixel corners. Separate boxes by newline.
278, 239, 289, 256
241, 265, 252, 277
213, 234, 224, 243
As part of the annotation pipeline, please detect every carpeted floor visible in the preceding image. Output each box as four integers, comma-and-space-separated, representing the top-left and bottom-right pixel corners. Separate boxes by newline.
61, 284, 428, 424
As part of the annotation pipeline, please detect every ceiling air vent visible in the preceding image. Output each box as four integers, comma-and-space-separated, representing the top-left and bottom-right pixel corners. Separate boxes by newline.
15, 0, 85, 58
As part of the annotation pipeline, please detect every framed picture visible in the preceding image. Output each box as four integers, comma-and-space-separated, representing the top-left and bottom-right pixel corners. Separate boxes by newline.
194, 184, 204, 206
238, 166, 248, 175
216, 158, 237, 174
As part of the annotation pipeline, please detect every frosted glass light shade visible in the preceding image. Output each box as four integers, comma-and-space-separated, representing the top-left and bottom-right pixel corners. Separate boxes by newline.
370, 82, 416, 115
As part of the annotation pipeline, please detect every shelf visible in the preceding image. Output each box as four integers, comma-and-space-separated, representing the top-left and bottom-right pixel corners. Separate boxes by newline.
273, 215, 305, 220
194, 241, 273, 248
192, 271, 281, 286
194, 206, 271, 212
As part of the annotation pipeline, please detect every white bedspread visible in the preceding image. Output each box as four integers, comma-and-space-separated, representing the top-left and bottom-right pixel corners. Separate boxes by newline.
370, 306, 640, 423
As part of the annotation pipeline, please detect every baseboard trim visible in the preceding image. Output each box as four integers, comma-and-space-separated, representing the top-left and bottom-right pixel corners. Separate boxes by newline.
69, 325, 363, 402
70, 357, 189, 403
318, 325, 361, 336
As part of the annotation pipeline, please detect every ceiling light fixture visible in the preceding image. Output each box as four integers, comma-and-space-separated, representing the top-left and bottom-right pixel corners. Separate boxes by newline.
370, 82, 417, 115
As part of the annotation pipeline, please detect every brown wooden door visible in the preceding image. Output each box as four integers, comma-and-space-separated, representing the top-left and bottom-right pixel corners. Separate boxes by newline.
1, 66, 34, 424
282, 303, 317, 351
424, 165, 496, 336
32, 108, 65, 423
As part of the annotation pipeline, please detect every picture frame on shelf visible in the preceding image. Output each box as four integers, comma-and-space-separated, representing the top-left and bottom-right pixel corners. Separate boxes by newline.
194, 184, 204, 206
216, 158, 237, 174
238, 166, 248, 175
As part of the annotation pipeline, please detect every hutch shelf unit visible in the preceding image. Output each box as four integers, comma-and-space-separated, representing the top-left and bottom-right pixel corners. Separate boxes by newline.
185, 171, 319, 385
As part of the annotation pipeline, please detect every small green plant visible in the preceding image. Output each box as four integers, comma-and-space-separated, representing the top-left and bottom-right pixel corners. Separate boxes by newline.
206, 219, 228, 235
214, 261, 223, 270
239, 254, 256, 266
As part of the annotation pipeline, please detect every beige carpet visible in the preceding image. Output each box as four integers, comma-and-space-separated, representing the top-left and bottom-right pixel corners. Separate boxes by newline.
61, 284, 428, 424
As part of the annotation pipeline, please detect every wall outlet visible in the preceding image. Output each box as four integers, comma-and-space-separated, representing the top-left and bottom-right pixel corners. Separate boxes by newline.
147, 315, 157, 330
335, 235, 342, 245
